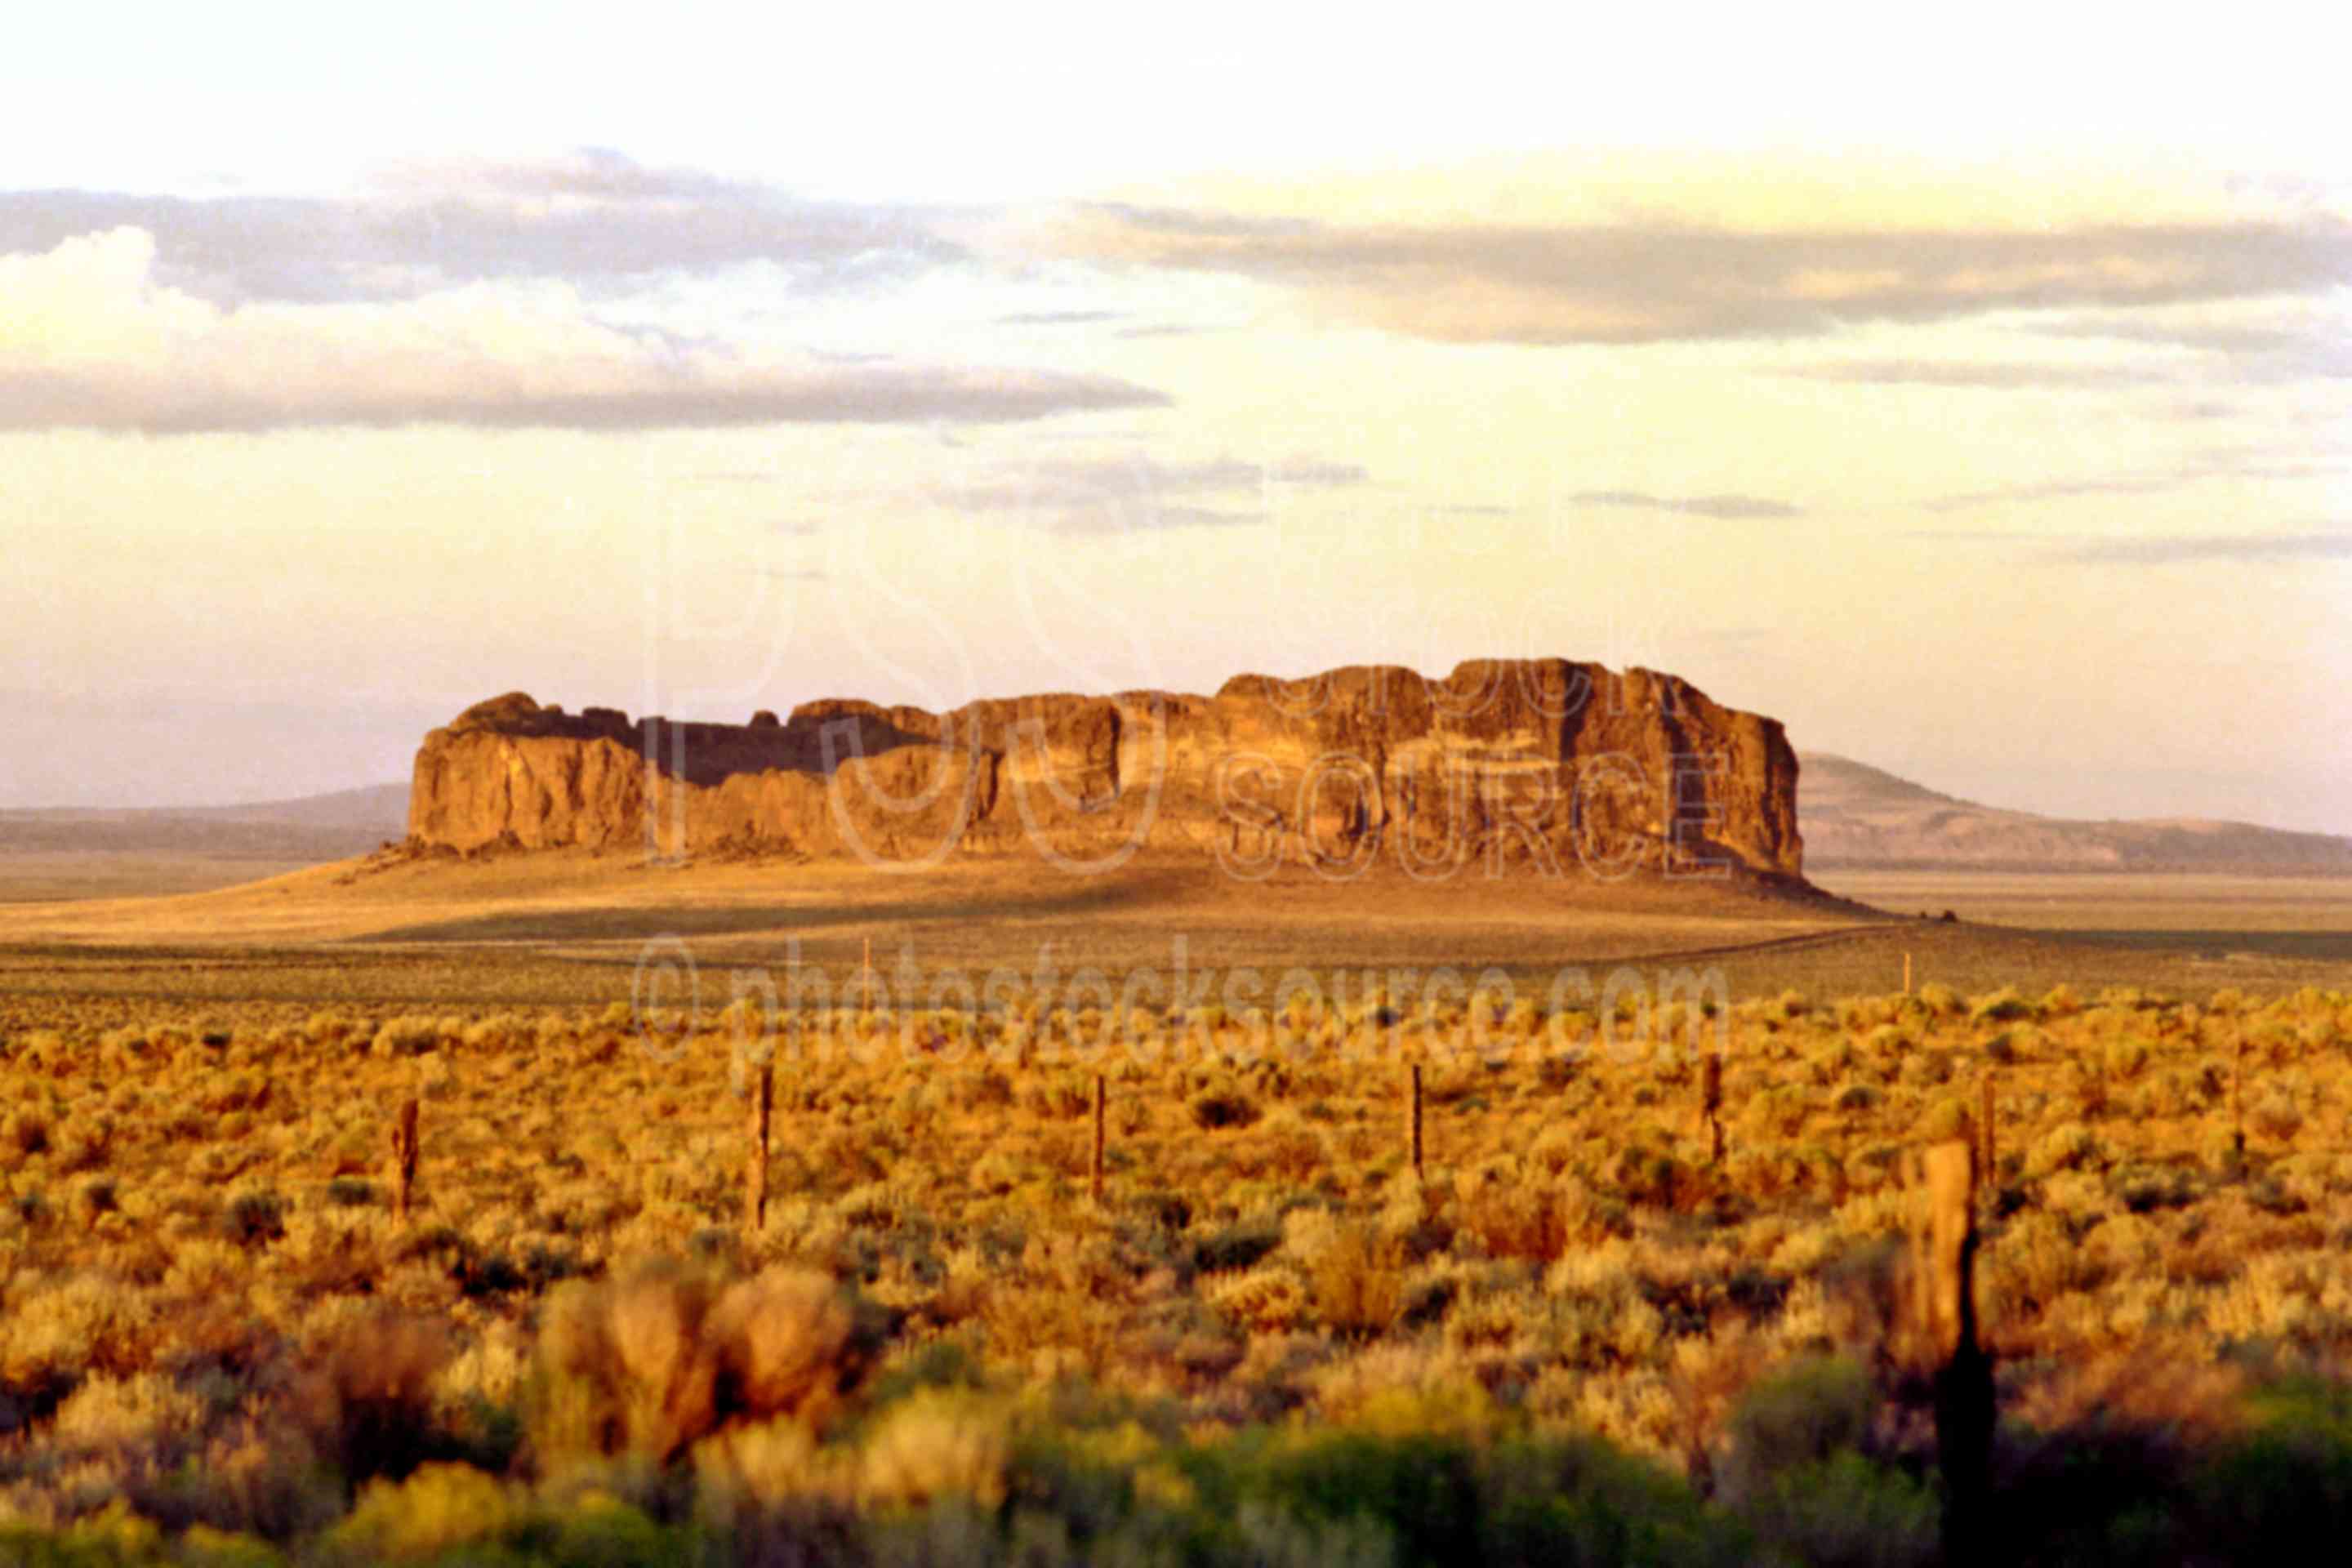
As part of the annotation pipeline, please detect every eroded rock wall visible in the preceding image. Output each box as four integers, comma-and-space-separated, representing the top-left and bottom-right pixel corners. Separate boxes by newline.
405, 660, 1806, 880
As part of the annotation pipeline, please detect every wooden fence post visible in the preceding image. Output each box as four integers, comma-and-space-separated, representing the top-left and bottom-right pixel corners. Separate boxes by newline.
1405, 1063, 1424, 1175
1699, 1052, 1725, 1165
388, 1096, 419, 1226
1911, 1140, 1993, 1562
746, 1064, 772, 1234
2231, 1025, 2248, 1162
1904, 951, 1913, 996
1089, 1072, 1107, 1204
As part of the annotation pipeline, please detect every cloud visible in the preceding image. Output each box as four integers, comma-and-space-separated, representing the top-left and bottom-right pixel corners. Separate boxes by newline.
1923, 476, 2179, 512
1923, 449, 2346, 512
0, 228, 1166, 432
1569, 490, 1802, 519
1050, 504, 1260, 534
1049, 203, 2352, 345
2029, 317, 2314, 354
928, 451, 1367, 529
996, 309, 1123, 325
2054, 530, 2352, 564
1789, 360, 2181, 388
2025, 310, 2352, 381
1909, 526, 2352, 564
0, 149, 962, 305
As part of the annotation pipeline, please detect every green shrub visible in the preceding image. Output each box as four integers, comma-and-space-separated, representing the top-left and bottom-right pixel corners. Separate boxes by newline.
1972, 987, 2037, 1024
1717, 1355, 1877, 1505
1740, 1451, 1939, 1568
2190, 1380, 2352, 1560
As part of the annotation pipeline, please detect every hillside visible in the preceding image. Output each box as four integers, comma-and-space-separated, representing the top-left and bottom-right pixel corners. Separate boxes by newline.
0, 782, 408, 861
1799, 752, 2352, 872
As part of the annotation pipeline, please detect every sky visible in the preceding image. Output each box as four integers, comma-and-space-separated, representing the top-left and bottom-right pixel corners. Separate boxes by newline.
4, 4, 2349, 832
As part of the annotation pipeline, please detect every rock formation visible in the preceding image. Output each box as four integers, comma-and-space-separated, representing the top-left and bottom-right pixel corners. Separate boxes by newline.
406, 659, 1806, 881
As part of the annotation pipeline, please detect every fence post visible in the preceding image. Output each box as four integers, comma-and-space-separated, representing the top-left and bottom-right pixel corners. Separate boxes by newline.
746, 1064, 772, 1234
389, 1096, 419, 1226
1699, 1051, 1725, 1165
1405, 1062, 1423, 1175
2231, 1024, 2247, 1162
1911, 1140, 1993, 1563
1089, 1072, 1107, 1203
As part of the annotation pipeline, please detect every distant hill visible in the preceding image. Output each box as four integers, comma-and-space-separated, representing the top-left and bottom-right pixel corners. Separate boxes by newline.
0, 783, 408, 861
1800, 754, 2352, 873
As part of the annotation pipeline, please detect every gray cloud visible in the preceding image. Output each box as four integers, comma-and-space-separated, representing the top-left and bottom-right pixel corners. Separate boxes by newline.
0, 149, 964, 305
1924, 476, 2178, 512
0, 210, 1166, 433
2025, 311, 2352, 382
2055, 530, 2352, 564
1924, 450, 2345, 512
931, 452, 1367, 529
1051, 503, 1260, 534
1570, 490, 1802, 519
1058, 206, 2352, 345
1909, 526, 2352, 564
942, 454, 1365, 511
1791, 360, 2182, 388
0, 362, 1167, 434
2029, 317, 2314, 354
996, 309, 1123, 325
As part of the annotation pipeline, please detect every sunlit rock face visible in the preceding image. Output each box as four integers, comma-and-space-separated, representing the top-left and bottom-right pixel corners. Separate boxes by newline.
406, 660, 1805, 882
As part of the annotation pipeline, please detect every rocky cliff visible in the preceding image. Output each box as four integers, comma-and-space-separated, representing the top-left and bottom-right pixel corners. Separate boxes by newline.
406, 660, 1806, 880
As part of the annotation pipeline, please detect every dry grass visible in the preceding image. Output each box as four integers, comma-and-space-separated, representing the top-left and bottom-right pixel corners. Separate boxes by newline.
0, 862, 2345, 1558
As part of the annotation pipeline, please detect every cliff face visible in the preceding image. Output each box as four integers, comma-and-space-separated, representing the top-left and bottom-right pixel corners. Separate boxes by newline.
406, 660, 1805, 880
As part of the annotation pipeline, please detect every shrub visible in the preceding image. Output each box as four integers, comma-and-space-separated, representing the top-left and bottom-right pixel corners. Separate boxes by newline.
323, 1463, 518, 1560
1914, 1094, 1972, 1143
1972, 988, 2037, 1024
5, 1110, 51, 1156
1833, 1081, 1880, 1113
858, 1388, 1013, 1508
2248, 1089, 2305, 1143
50, 1370, 207, 1454
2188, 1379, 2352, 1561
1740, 1450, 1939, 1568
1189, 1088, 1261, 1131
1209, 1268, 1312, 1334
530, 1261, 873, 1468
2105, 1036, 2152, 1080
222, 1189, 287, 1247
370, 1016, 439, 1058
1307, 1226, 1405, 1339
2029, 1121, 2108, 1177
1717, 1354, 1877, 1504
254, 1312, 457, 1494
